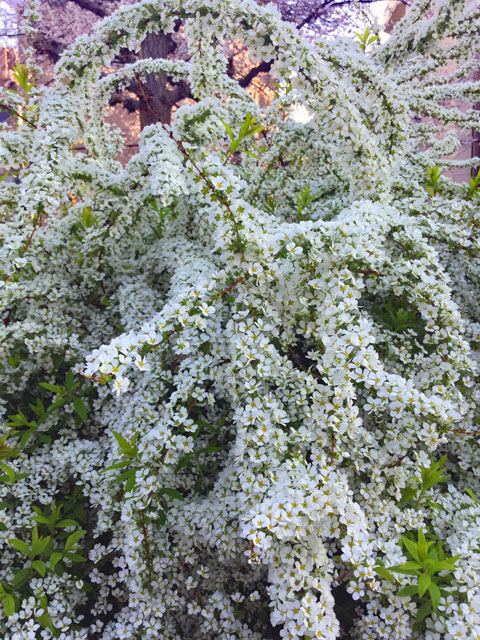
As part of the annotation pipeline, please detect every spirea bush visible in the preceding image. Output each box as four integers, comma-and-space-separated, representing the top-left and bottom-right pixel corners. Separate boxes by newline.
1, 0, 480, 637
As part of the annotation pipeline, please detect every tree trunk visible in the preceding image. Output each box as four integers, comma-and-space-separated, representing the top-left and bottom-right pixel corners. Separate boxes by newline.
138, 32, 175, 127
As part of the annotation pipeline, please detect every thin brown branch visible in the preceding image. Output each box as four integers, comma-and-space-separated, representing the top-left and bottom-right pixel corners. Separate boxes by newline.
0, 103, 36, 128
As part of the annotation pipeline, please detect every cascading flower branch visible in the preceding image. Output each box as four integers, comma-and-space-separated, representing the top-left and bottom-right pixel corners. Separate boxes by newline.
0, 0, 480, 638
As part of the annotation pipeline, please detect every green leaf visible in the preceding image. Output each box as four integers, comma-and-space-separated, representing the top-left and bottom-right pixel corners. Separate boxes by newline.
29, 398, 45, 418
73, 397, 87, 422
465, 488, 478, 505
111, 431, 136, 456
7, 353, 21, 369
11, 568, 29, 589
159, 488, 184, 501
398, 584, 418, 597
56, 519, 79, 528
175, 453, 192, 473
418, 573, 431, 597
0, 463, 16, 484
32, 560, 46, 577
375, 566, 395, 583
0, 442, 19, 460
63, 552, 86, 562
415, 599, 433, 625
219, 118, 235, 141
19, 429, 33, 450
102, 460, 131, 472
427, 557, 459, 571
111, 468, 137, 487
428, 581, 441, 609
388, 561, 421, 576
49, 552, 63, 569
7, 410, 29, 427
156, 510, 167, 526
417, 529, 429, 562
124, 470, 137, 494
64, 530, 85, 552
9, 538, 32, 559
47, 397, 68, 412
3, 594, 15, 617
39, 382, 63, 394
401, 536, 421, 563
65, 370, 75, 391
38, 610, 60, 638
35, 536, 50, 555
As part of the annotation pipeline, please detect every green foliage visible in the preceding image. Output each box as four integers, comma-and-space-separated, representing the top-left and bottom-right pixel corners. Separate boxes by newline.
3, 496, 86, 627
401, 455, 448, 509
220, 112, 265, 164
5, 368, 89, 453
464, 171, 480, 200
294, 186, 319, 220
425, 166, 443, 196
378, 529, 458, 628
354, 27, 379, 52
102, 431, 141, 495
11, 63, 34, 100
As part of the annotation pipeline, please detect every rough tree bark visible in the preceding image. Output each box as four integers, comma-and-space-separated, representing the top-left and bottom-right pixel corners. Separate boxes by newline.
137, 32, 177, 126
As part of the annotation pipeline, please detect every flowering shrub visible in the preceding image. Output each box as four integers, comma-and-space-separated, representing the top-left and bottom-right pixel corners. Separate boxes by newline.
1, 0, 480, 638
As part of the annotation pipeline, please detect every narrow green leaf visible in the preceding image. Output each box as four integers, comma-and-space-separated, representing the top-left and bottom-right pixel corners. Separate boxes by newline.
417, 529, 428, 562
427, 558, 458, 571
73, 397, 87, 422
9, 538, 32, 559
65, 370, 75, 391
34, 536, 50, 556
124, 471, 137, 494
219, 117, 234, 141
39, 382, 63, 394
418, 573, 431, 597
415, 599, 433, 624
3, 594, 15, 616
111, 468, 137, 486
111, 431, 135, 456
47, 398, 68, 412
375, 566, 395, 583
32, 560, 46, 577
0, 443, 19, 460
0, 463, 16, 484
8, 410, 29, 426
11, 568, 29, 589
428, 581, 441, 609
56, 519, 79, 528
465, 488, 478, 505
29, 399, 45, 418
398, 584, 418, 597
401, 536, 421, 563
388, 562, 421, 576
19, 429, 33, 450
64, 530, 85, 552
63, 552, 86, 562
159, 488, 184, 501
38, 610, 60, 638
102, 460, 131, 472
49, 552, 63, 569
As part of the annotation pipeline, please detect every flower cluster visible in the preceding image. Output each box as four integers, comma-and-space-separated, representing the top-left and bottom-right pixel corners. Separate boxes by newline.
1, 0, 480, 638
